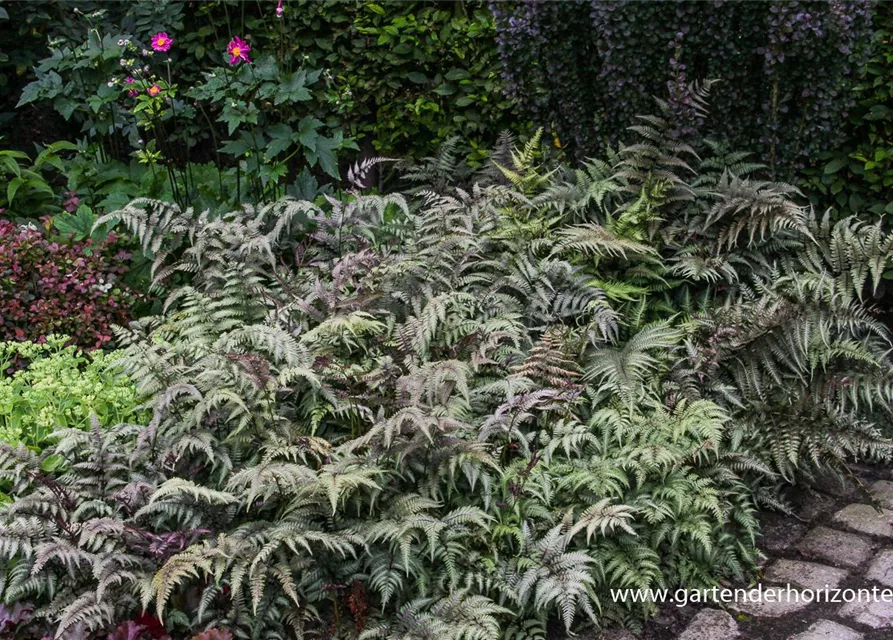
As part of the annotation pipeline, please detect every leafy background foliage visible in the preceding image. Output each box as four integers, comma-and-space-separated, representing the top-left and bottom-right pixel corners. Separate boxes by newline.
491, 1, 872, 178
1, 0, 519, 217
12, 1, 355, 210
0, 0, 512, 182
806, 2, 893, 220
0, 141, 76, 218
280, 0, 518, 165
1, 99, 893, 638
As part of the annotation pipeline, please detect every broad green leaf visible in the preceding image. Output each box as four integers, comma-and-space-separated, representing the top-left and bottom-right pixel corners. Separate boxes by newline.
6, 176, 25, 204
823, 157, 848, 174
266, 135, 295, 158
220, 138, 251, 157
54, 205, 97, 241
309, 135, 339, 179
16, 81, 43, 107
275, 71, 312, 105
297, 116, 322, 151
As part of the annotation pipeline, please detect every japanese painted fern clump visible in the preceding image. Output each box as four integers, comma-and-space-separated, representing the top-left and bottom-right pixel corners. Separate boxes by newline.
2, 108, 893, 639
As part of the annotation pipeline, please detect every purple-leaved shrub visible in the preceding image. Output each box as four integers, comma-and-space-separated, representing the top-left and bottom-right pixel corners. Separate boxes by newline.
0, 219, 137, 349
491, 0, 873, 177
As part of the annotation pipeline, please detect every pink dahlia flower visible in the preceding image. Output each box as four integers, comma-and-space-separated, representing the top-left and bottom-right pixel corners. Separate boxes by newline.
226, 36, 251, 65
151, 32, 173, 52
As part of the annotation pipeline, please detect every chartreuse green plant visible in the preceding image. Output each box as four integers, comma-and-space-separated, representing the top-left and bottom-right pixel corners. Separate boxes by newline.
0, 337, 145, 452
1, 94, 892, 639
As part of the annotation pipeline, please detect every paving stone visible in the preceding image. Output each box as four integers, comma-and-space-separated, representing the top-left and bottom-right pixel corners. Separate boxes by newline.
796, 526, 878, 568
866, 549, 893, 587
729, 586, 812, 617
839, 598, 893, 628
788, 619, 863, 640
869, 481, 893, 510
764, 559, 849, 590
677, 609, 739, 640
833, 504, 893, 538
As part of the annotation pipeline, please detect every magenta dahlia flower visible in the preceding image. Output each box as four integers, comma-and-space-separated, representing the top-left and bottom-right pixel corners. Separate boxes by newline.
226, 37, 251, 65
147, 84, 161, 97
151, 32, 173, 52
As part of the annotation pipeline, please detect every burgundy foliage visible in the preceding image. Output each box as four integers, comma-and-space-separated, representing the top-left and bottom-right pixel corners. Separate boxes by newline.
0, 219, 138, 348
106, 614, 170, 640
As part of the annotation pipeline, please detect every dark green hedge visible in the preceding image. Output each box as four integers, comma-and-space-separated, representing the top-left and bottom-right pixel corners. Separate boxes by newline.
806, 2, 893, 219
